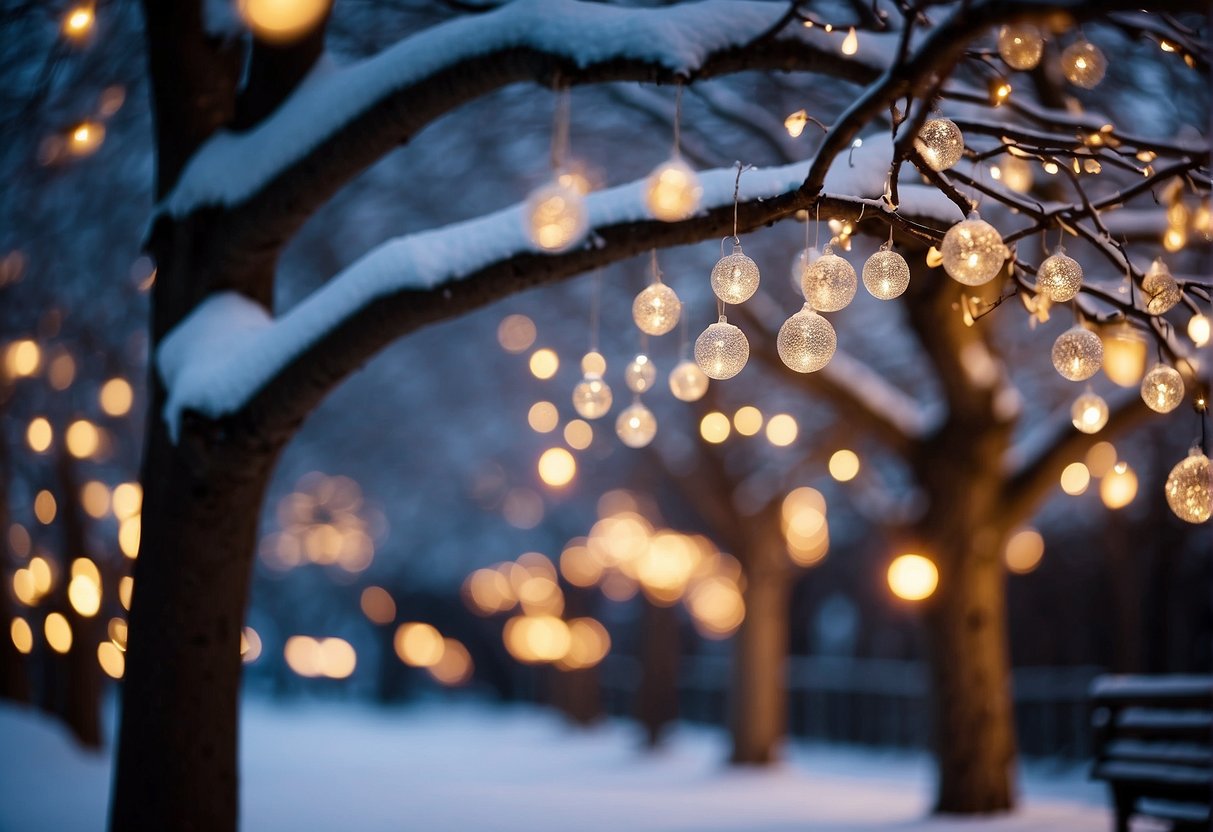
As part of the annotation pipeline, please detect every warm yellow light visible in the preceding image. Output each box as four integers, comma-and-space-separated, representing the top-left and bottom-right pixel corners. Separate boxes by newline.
1163, 227, 1187, 252
395, 622, 445, 667
118, 515, 141, 558
1189, 314, 1211, 348
12, 570, 37, 606
68, 561, 101, 617
529, 348, 559, 380
686, 576, 745, 638
241, 627, 262, 663
1004, 528, 1044, 574
44, 612, 72, 654
81, 481, 110, 519
428, 638, 474, 685
558, 618, 611, 670
733, 406, 763, 437
108, 617, 127, 651
526, 183, 587, 251
537, 447, 576, 488
34, 490, 56, 525
784, 110, 808, 138
765, 413, 798, 447
463, 567, 515, 615
841, 26, 858, 55
62, 5, 95, 37
29, 556, 53, 597
563, 419, 592, 450
1086, 441, 1118, 478
317, 637, 356, 679
887, 554, 939, 601
1060, 461, 1091, 496
6, 339, 40, 377
527, 401, 559, 433
360, 586, 396, 625
10, 618, 32, 654
26, 417, 52, 453
99, 378, 133, 416
65, 419, 100, 458
559, 540, 602, 588
1100, 462, 1138, 510
67, 121, 104, 156
497, 314, 536, 353
580, 351, 606, 376
645, 158, 702, 222
828, 449, 860, 482
1101, 324, 1148, 387
118, 576, 133, 610
112, 482, 142, 520
503, 615, 572, 663
98, 642, 125, 679
236, 0, 331, 44
699, 411, 731, 444
48, 352, 75, 390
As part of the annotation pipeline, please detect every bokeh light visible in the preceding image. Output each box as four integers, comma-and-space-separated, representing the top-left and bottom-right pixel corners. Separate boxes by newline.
828, 449, 860, 482
887, 554, 939, 601
1004, 528, 1044, 574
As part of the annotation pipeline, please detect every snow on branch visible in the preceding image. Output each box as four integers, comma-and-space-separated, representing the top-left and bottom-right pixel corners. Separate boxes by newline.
157, 136, 959, 440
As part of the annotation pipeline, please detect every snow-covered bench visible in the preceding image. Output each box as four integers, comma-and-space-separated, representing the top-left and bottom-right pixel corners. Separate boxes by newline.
1089, 675, 1212, 832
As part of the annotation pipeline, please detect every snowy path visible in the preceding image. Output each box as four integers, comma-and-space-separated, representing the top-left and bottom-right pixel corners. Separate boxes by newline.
0, 699, 1113, 831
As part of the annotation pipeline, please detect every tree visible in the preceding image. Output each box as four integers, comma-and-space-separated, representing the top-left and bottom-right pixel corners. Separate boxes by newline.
17, 0, 1192, 829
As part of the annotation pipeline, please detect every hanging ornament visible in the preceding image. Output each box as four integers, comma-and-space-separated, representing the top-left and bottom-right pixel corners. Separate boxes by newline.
791, 246, 821, 295
802, 243, 857, 312
1051, 326, 1103, 381
1070, 391, 1109, 434
668, 359, 709, 402
572, 374, 613, 419
998, 24, 1044, 70
695, 316, 749, 380
581, 351, 606, 376
941, 213, 1009, 286
1165, 447, 1212, 523
711, 243, 761, 305
914, 118, 965, 172
1061, 40, 1107, 89
777, 304, 837, 373
632, 277, 681, 337
615, 400, 657, 449
646, 157, 702, 222
1140, 364, 1185, 413
1142, 259, 1181, 315
1101, 322, 1148, 387
862, 243, 911, 301
526, 182, 587, 252
1037, 249, 1083, 302
624, 354, 657, 394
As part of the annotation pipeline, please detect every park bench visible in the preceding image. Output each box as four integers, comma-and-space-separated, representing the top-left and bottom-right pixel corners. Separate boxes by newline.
1090, 674, 1212, 831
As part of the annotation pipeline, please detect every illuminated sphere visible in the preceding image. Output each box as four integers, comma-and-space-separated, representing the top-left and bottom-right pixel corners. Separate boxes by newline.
668, 360, 709, 402
791, 246, 820, 294
941, 215, 1008, 286
238, 0, 331, 44
998, 24, 1044, 70
1051, 326, 1103, 381
862, 248, 911, 300
615, 402, 657, 449
914, 118, 965, 172
694, 316, 749, 380
646, 157, 702, 222
1062, 41, 1107, 89
624, 354, 657, 394
572, 375, 612, 420
1140, 364, 1184, 413
777, 304, 837, 373
802, 248, 857, 312
1165, 449, 1212, 524
998, 154, 1034, 193
526, 182, 588, 252
710, 244, 761, 305
1037, 251, 1083, 302
1142, 260, 1181, 315
632, 282, 681, 336
1070, 392, 1109, 434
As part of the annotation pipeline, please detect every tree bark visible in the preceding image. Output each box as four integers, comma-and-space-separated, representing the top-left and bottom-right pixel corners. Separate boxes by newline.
729, 507, 789, 765
634, 597, 679, 748
0, 437, 30, 704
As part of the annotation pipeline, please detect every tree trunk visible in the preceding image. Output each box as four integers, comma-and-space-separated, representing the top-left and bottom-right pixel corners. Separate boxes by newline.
110, 410, 279, 832
729, 511, 789, 764
634, 597, 679, 748
0, 442, 30, 704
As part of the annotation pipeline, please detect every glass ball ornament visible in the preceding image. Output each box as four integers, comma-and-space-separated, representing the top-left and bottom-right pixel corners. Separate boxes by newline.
1070, 391, 1109, 434
1051, 326, 1103, 381
791, 246, 821, 295
711, 243, 761, 305
572, 374, 613, 420
777, 304, 837, 373
624, 354, 657, 394
581, 351, 606, 376
645, 157, 702, 222
941, 213, 1009, 286
998, 24, 1044, 70
1140, 363, 1184, 413
802, 245, 857, 312
1142, 259, 1181, 315
632, 281, 681, 336
615, 401, 657, 449
914, 118, 965, 172
862, 245, 911, 300
1062, 40, 1106, 89
525, 181, 588, 252
668, 359, 709, 402
1165, 448, 1213, 524
694, 316, 749, 380
1037, 250, 1083, 302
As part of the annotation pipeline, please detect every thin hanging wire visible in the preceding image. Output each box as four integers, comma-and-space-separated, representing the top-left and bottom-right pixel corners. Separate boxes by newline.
550, 83, 571, 173
588, 269, 602, 353
672, 82, 683, 157
650, 250, 661, 284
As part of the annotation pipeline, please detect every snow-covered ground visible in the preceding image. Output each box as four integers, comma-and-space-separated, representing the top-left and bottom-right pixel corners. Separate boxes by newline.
0, 698, 1114, 831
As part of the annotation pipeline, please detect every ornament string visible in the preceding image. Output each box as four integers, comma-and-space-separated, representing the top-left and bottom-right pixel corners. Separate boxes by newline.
673, 81, 684, 158
589, 270, 602, 353
730, 161, 754, 244
550, 82, 571, 173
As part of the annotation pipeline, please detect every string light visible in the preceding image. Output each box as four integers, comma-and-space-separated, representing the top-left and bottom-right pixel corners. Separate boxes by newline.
802, 244, 857, 312
236, 0, 331, 44
862, 244, 910, 300
1142, 259, 1181, 315
1164, 448, 1211, 524
841, 27, 858, 55
1070, 391, 1109, 434
694, 316, 749, 380
1189, 314, 1211, 347
572, 374, 612, 419
777, 304, 837, 373
668, 360, 709, 402
1037, 249, 1083, 302
624, 354, 657, 394
646, 158, 702, 221
784, 110, 809, 138
941, 213, 1008, 286
1062, 40, 1107, 89
632, 279, 681, 336
994, 155, 1034, 193
1101, 322, 1148, 387
1051, 326, 1103, 381
710, 243, 761, 305
1140, 364, 1184, 413
615, 401, 657, 448
1101, 462, 1138, 510
67, 121, 104, 157
915, 118, 965, 172
525, 182, 587, 252
998, 24, 1044, 70
62, 4, 95, 39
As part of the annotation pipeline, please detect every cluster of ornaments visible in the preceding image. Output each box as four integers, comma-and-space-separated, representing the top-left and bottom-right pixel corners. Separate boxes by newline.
997, 24, 1107, 89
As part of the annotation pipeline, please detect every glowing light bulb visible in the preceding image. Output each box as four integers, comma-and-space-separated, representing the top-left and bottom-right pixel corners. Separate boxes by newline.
1142, 259, 1181, 315
624, 354, 657, 394
941, 214, 1008, 286
62, 5, 95, 38
996, 155, 1034, 193
785, 110, 809, 138
914, 118, 965, 172
802, 245, 857, 312
887, 554, 938, 601
841, 27, 858, 55
632, 281, 681, 336
645, 158, 702, 222
1188, 314, 1210, 347
710, 243, 760, 305
997, 24, 1044, 70
1164, 448, 1212, 524
572, 375, 612, 420
1100, 462, 1138, 510
1051, 326, 1103, 381
615, 401, 657, 448
580, 351, 606, 376
1140, 364, 1184, 413
668, 360, 709, 402
1037, 250, 1083, 302
67, 121, 104, 157
1062, 40, 1107, 89
1101, 323, 1148, 387
1070, 392, 1108, 434
237, 0, 331, 44
777, 304, 836, 373
694, 316, 749, 380
526, 182, 588, 252
862, 246, 910, 300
